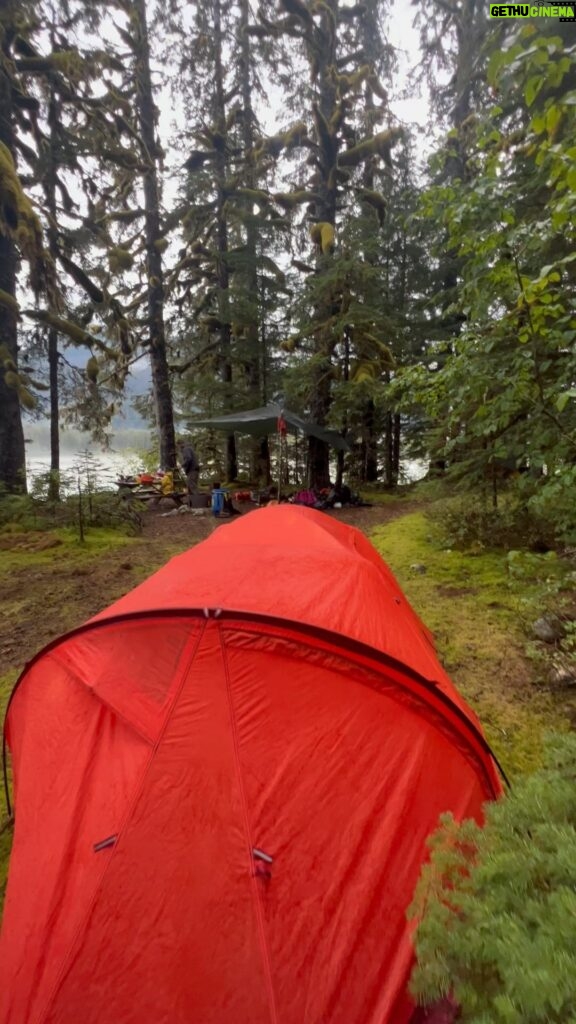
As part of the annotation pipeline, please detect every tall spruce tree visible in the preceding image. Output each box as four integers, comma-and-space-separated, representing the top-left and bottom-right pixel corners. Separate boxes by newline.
129, 0, 176, 471
171, 0, 297, 480
237, 0, 269, 482
0, 0, 43, 492
0, 0, 150, 492
251, 0, 402, 486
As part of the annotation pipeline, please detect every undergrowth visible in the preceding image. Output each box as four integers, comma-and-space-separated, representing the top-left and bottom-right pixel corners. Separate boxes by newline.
410, 733, 576, 1023
0, 488, 143, 538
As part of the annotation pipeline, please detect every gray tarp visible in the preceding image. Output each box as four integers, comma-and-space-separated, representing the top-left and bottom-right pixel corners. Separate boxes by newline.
191, 403, 349, 451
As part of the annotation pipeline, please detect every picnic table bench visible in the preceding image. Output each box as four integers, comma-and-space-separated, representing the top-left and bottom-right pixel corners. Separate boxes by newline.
116, 480, 188, 507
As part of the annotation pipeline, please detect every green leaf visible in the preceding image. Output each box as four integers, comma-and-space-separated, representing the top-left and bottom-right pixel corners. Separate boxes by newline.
566, 168, 576, 192
545, 105, 562, 137
487, 48, 509, 86
525, 76, 544, 107
552, 210, 569, 230
556, 392, 571, 412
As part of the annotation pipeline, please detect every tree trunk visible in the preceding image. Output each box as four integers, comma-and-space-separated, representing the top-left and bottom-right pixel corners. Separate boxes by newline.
46, 75, 60, 501
335, 327, 350, 488
133, 0, 177, 472
0, 50, 26, 493
439, 0, 485, 313
238, 0, 266, 484
213, 0, 237, 482
357, 0, 382, 485
383, 410, 393, 488
360, 398, 379, 482
0, 234, 26, 493
258, 270, 270, 485
48, 328, 59, 497
393, 412, 401, 483
305, 1, 339, 489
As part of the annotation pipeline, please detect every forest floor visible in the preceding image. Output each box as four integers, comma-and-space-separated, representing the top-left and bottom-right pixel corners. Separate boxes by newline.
1, 492, 574, 912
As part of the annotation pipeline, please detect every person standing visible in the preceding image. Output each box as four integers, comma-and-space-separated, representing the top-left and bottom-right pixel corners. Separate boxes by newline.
180, 441, 200, 502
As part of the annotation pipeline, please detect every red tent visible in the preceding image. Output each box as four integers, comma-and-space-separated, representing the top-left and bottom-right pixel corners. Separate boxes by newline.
0, 506, 501, 1024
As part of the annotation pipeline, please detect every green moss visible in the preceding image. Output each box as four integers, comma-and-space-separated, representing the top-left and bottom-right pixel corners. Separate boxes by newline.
0, 527, 133, 576
370, 513, 568, 780
360, 488, 415, 507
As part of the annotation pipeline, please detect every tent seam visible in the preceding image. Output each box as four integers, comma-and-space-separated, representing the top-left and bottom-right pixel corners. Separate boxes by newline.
220, 624, 497, 797
218, 623, 280, 1024
44, 649, 157, 745
34, 621, 207, 1024
3, 608, 507, 807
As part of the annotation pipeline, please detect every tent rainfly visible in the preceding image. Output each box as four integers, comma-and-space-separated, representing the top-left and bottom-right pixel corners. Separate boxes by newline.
0, 506, 502, 1024
190, 401, 350, 450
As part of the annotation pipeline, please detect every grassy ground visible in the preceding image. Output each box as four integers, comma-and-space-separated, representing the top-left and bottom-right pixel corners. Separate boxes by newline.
0, 512, 226, 911
372, 511, 572, 779
0, 497, 573, 915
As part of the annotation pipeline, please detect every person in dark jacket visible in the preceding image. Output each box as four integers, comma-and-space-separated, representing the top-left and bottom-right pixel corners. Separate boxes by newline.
179, 442, 200, 501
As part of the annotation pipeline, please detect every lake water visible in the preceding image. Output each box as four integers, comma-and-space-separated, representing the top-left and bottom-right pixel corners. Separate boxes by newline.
24, 424, 426, 489
27, 449, 144, 488
24, 423, 153, 492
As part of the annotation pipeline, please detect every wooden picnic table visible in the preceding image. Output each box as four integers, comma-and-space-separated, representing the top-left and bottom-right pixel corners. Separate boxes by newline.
116, 481, 188, 506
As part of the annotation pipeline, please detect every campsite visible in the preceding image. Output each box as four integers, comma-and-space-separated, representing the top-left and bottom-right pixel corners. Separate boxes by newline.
1, 0, 576, 1019
1, 487, 575, 1022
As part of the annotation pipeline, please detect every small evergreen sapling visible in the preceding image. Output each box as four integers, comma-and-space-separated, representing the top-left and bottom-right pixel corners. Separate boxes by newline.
409, 734, 576, 1023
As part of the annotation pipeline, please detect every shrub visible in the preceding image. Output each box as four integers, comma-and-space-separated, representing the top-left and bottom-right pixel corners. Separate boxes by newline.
524, 468, 576, 548
409, 733, 576, 1022
0, 490, 38, 531
427, 495, 557, 552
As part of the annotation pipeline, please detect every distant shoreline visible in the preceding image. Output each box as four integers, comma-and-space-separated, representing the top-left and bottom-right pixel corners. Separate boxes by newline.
24, 423, 153, 455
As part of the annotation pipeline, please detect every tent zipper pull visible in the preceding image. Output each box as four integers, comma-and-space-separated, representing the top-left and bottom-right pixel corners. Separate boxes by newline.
252, 847, 273, 879
93, 834, 118, 852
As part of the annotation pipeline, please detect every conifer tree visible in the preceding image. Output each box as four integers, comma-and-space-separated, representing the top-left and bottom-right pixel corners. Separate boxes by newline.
0, 0, 147, 491
171, 0, 296, 480
0, 0, 41, 492
237, 0, 270, 482
124, 0, 177, 472
250, 0, 402, 486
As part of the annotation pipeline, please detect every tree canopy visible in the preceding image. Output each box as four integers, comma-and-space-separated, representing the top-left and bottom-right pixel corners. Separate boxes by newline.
0, 0, 573, 537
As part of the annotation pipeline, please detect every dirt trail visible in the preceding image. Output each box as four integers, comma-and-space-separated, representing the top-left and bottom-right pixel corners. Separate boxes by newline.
0, 502, 415, 677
